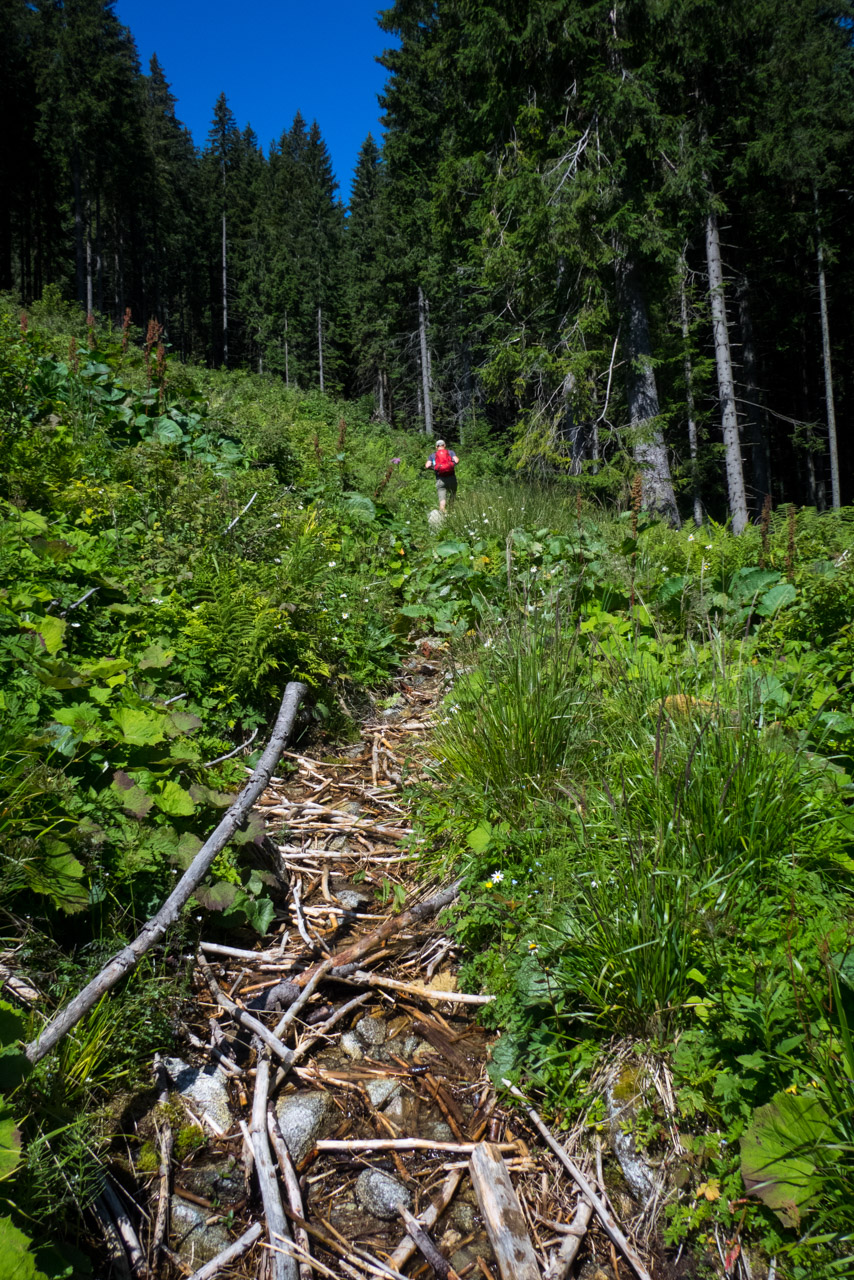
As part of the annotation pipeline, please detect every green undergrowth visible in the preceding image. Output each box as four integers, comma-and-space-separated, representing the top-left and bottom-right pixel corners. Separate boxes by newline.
407, 507, 854, 1277
4, 297, 854, 1273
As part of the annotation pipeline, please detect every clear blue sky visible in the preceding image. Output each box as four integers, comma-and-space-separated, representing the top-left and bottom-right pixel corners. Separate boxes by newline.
114, 0, 394, 201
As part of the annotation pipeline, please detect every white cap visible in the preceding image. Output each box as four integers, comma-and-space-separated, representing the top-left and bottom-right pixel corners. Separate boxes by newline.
435, 439, 446, 448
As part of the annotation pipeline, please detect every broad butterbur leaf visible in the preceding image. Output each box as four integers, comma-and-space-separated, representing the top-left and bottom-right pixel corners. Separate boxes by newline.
111, 771, 154, 819
138, 642, 174, 670
110, 705, 166, 745
153, 780, 196, 817
23, 614, 66, 655
740, 1090, 831, 1227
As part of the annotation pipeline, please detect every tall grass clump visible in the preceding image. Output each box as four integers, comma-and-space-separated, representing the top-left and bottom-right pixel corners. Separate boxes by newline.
434, 607, 598, 811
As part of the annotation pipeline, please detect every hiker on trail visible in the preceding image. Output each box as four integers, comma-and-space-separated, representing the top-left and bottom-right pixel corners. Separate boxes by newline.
425, 439, 459, 513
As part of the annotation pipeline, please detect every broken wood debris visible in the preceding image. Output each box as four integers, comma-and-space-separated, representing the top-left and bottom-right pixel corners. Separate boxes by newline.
100, 652, 654, 1280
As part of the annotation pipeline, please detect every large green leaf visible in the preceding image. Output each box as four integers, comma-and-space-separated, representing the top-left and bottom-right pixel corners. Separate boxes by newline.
740, 1090, 831, 1227
756, 582, 797, 617
153, 780, 196, 817
165, 709, 202, 737
26, 842, 88, 913
0, 1103, 21, 1180
194, 881, 239, 911
466, 821, 493, 854
111, 771, 154, 819
0, 1215, 49, 1279
110, 706, 166, 746
23, 615, 66, 656
138, 642, 174, 670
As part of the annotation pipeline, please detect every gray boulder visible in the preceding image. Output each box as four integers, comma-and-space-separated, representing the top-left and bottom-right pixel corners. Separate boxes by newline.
276, 1090, 336, 1163
171, 1196, 232, 1266
355, 1168, 412, 1220
162, 1056, 233, 1133
355, 1016, 387, 1047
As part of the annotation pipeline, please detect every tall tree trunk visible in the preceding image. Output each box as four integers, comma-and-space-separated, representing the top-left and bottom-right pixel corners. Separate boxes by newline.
705, 208, 747, 534
418, 285, 434, 437
615, 256, 681, 525
72, 150, 85, 305
317, 306, 324, 392
221, 207, 228, 367
95, 191, 103, 316
376, 369, 386, 421
814, 188, 840, 508
284, 312, 289, 387
85, 199, 93, 316
736, 276, 771, 513
679, 259, 703, 526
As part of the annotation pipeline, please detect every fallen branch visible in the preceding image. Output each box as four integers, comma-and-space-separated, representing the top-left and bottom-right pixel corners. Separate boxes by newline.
185, 1222, 263, 1280
150, 1118, 173, 1260
101, 1181, 147, 1278
543, 1197, 594, 1280
501, 1080, 652, 1280
222, 489, 258, 535
197, 952, 298, 1067
298, 878, 462, 988
468, 1143, 541, 1280
267, 1108, 313, 1280
343, 969, 493, 1006
389, 1169, 463, 1272
248, 1042, 297, 1280
315, 1138, 520, 1155
277, 1209, 407, 1280
202, 726, 259, 768
26, 681, 307, 1063
398, 1204, 462, 1280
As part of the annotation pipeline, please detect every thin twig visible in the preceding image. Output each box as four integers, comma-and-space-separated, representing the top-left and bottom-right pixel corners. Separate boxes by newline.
222, 489, 258, 535
203, 726, 259, 768
185, 1222, 263, 1280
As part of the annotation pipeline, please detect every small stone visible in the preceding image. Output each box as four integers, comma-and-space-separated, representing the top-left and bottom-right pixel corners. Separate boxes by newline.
382, 1095, 418, 1126
400, 1035, 423, 1059
162, 1057, 232, 1133
340, 1031, 364, 1060
171, 1196, 232, 1266
365, 1077, 401, 1108
355, 1015, 387, 1047
355, 1168, 412, 1220
450, 1202, 475, 1233
276, 1091, 336, 1163
336, 889, 368, 911
420, 1118, 453, 1143
341, 801, 361, 816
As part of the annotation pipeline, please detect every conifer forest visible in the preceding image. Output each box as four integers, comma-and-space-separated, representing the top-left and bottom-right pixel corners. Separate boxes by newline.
3, 2, 854, 1278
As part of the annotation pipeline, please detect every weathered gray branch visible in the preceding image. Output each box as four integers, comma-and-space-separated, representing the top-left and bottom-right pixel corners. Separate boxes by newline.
25, 681, 307, 1064
185, 1222, 263, 1280
250, 1042, 298, 1280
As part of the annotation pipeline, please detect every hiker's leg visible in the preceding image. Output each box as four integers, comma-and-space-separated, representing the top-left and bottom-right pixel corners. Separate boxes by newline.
445, 473, 458, 507
436, 476, 447, 513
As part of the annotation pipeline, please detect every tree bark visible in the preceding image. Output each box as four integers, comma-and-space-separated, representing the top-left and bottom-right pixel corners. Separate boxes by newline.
615, 256, 681, 525
25, 682, 307, 1064
418, 285, 434, 437
736, 276, 771, 513
72, 150, 85, 306
85, 200, 93, 317
317, 306, 324, 392
705, 208, 747, 533
221, 206, 228, 367
679, 260, 703, 527
815, 188, 840, 508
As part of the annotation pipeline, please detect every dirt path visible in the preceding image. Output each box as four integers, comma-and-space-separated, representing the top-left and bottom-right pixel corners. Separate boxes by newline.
136, 646, 655, 1280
